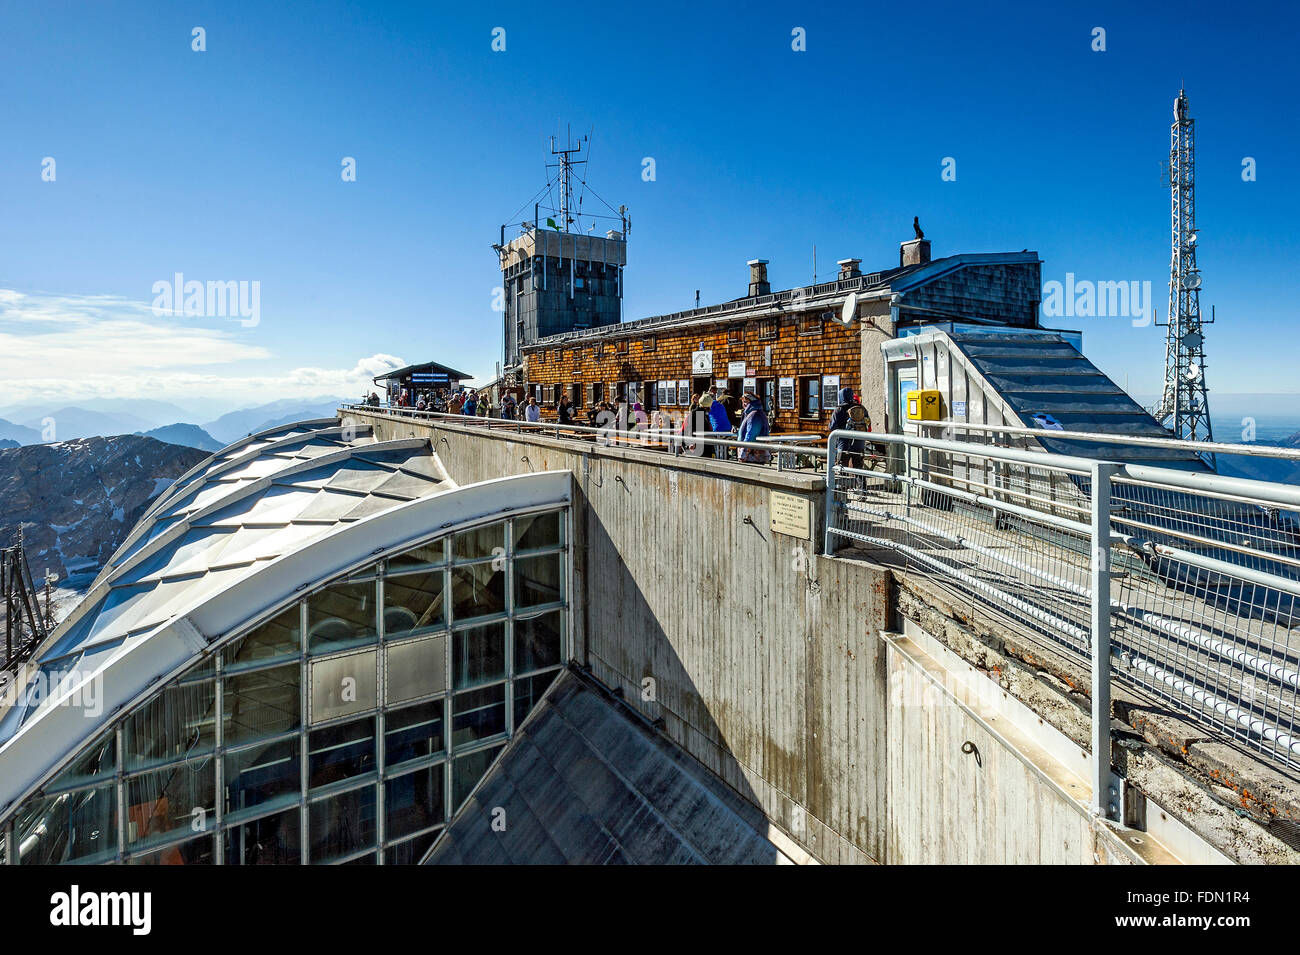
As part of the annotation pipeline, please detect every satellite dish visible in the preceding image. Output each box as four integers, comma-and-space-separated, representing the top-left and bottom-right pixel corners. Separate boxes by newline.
1186, 362, 1201, 380
1182, 331, 1202, 349
1185, 272, 1202, 290
1187, 232, 1198, 246
839, 292, 859, 326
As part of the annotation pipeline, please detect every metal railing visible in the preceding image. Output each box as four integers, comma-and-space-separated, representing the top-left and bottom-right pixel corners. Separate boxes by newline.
339, 403, 829, 470
825, 427, 1300, 811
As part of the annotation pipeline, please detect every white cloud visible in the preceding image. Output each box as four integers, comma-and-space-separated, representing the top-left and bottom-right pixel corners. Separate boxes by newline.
0, 288, 408, 407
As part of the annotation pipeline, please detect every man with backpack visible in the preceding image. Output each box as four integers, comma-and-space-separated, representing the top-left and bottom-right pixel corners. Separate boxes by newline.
828, 386, 871, 473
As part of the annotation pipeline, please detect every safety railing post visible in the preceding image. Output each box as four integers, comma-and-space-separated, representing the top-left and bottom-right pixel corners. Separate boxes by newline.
823, 432, 839, 556
1090, 461, 1120, 820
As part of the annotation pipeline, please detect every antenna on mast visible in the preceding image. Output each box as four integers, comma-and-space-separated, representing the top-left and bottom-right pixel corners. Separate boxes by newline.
1152, 88, 1215, 469
547, 125, 587, 233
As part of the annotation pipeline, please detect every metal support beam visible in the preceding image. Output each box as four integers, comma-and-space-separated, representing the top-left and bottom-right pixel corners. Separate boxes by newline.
1090, 462, 1121, 821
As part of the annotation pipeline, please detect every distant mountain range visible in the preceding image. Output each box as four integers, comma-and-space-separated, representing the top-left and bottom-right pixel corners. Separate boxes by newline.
0, 396, 348, 451
0, 435, 209, 584
138, 423, 224, 452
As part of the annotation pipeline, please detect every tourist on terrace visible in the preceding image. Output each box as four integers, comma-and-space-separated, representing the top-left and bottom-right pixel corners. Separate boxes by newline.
525, 396, 541, 423
738, 392, 771, 465
557, 395, 574, 425
462, 392, 477, 417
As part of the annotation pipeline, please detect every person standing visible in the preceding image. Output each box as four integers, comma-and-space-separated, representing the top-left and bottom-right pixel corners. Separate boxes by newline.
525, 396, 541, 423
557, 395, 574, 425
828, 386, 870, 471
738, 392, 771, 464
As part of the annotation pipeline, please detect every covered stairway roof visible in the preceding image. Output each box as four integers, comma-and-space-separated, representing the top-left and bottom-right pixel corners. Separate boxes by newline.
425, 669, 806, 865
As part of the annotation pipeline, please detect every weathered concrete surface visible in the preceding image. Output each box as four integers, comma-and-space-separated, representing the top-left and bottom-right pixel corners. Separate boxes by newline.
344, 410, 1274, 864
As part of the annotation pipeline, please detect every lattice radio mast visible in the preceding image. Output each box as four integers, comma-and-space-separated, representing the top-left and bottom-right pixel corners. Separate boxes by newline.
1153, 89, 1215, 467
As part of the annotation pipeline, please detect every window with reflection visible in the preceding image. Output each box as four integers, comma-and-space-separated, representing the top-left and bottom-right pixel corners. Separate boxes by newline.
309, 716, 376, 789
310, 786, 376, 863
514, 511, 562, 552
307, 580, 377, 654
450, 563, 505, 622
224, 663, 300, 746
453, 524, 502, 562
384, 570, 445, 637
385, 698, 444, 768
125, 758, 216, 849
16, 786, 117, 864
452, 744, 504, 808
387, 539, 446, 574
225, 736, 300, 819
452, 623, 505, 690
124, 679, 216, 770
514, 552, 563, 609
452, 684, 506, 746
224, 605, 300, 670
515, 611, 563, 674
385, 763, 445, 841
224, 807, 299, 865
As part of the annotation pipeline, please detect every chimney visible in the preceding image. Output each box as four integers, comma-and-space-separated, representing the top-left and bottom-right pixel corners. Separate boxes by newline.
900, 238, 931, 267
837, 258, 862, 280
747, 259, 770, 296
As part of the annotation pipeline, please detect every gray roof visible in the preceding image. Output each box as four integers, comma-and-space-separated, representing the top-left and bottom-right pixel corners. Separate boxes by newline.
947, 329, 1208, 469
425, 669, 798, 864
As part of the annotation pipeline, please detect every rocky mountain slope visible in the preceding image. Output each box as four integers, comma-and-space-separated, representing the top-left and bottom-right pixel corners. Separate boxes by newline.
0, 435, 209, 586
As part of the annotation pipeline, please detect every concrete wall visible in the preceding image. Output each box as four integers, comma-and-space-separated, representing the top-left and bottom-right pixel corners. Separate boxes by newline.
344, 410, 1182, 864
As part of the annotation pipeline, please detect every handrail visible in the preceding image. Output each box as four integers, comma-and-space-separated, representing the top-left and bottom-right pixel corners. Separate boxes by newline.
920, 419, 1300, 462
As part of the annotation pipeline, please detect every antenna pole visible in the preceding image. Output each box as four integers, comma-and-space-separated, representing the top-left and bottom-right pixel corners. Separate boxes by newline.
549, 126, 586, 233
1153, 89, 1214, 468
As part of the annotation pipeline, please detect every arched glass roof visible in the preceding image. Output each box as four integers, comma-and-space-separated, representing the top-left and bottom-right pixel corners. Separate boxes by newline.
0, 419, 571, 822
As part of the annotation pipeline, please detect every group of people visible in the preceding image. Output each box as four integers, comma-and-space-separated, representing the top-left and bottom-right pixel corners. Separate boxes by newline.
374, 379, 871, 470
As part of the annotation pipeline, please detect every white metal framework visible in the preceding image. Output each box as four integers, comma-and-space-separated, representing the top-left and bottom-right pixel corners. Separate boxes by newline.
1154, 89, 1215, 464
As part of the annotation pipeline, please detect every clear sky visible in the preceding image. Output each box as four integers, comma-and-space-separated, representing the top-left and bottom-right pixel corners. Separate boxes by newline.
2, 0, 1296, 411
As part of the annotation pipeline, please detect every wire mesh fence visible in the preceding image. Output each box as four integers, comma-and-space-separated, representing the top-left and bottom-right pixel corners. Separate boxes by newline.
826, 429, 1300, 773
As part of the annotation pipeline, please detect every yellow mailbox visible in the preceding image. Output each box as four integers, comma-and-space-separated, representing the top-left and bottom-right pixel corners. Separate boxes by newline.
906, 389, 943, 421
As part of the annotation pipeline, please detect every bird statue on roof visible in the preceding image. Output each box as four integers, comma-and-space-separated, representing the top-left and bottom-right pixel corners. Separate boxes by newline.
913, 216, 925, 240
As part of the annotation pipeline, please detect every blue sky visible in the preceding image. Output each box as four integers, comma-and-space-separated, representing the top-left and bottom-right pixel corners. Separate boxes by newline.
1, 0, 1296, 412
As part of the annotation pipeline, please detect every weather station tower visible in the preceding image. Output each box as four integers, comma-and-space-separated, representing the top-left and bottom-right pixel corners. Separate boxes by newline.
1153, 89, 1215, 468
494, 129, 630, 382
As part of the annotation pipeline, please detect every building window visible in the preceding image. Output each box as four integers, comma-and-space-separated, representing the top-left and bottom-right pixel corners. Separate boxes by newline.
800, 377, 822, 418
615, 339, 628, 356
643, 336, 656, 352
798, 314, 824, 335
757, 320, 778, 341
727, 325, 744, 345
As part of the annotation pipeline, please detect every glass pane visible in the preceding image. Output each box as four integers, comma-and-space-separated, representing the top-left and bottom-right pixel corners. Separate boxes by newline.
16, 785, 117, 864
384, 829, 442, 865
126, 759, 216, 848
453, 523, 503, 563
387, 539, 446, 574
514, 553, 563, 610
309, 716, 376, 789
47, 733, 116, 792
451, 684, 505, 746
384, 570, 446, 637
385, 698, 444, 767
124, 679, 217, 769
513, 670, 559, 728
127, 835, 214, 865
515, 611, 562, 674
309, 649, 377, 723
386, 635, 446, 704
309, 785, 377, 863
224, 605, 300, 670
224, 736, 300, 819
223, 663, 301, 746
514, 511, 562, 551
384, 764, 445, 841
307, 580, 377, 654
452, 744, 504, 809
452, 623, 505, 690
224, 807, 300, 865
450, 564, 505, 622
